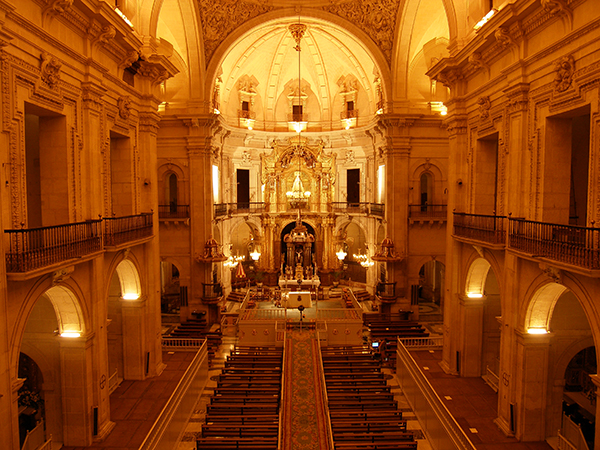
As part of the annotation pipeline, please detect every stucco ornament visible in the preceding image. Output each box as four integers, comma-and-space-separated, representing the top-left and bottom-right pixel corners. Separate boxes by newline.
51, 0, 73, 14
323, 0, 400, 65
554, 55, 575, 93
478, 96, 491, 120
118, 96, 132, 120
199, 0, 274, 65
494, 27, 514, 48
97, 25, 117, 46
541, 0, 567, 15
40, 52, 62, 89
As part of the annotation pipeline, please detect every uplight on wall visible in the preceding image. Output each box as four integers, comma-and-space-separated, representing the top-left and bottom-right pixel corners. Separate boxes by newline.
474, 9, 497, 30
122, 293, 140, 300
60, 331, 81, 338
466, 292, 483, 298
527, 327, 548, 335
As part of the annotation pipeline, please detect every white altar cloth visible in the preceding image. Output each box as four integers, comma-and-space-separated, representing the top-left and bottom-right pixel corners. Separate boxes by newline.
283, 291, 312, 309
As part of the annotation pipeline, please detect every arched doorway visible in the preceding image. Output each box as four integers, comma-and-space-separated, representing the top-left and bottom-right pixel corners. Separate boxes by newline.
161, 261, 182, 314
18, 285, 88, 447
417, 259, 445, 321
107, 259, 144, 382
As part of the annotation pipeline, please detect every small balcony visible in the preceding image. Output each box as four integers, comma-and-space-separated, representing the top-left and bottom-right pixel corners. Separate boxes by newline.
409, 204, 447, 224
103, 213, 154, 247
508, 218, 600, 270
5, 220, 103, 273
453, 212, 507, 246
340, 109, 359, 120
158, 204, 190, 219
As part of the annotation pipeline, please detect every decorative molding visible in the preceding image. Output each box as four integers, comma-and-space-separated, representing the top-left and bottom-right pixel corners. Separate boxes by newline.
494, 27, 514, 48
42, 0, 74, 26
468, 52, 489, 73
139, 111, 160, 135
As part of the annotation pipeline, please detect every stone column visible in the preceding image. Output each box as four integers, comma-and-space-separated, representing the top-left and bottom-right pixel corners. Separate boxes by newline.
513, 330, 551, 441
458, 294, 485, 376
59, 335, 94, 446
121, 297, 148, 380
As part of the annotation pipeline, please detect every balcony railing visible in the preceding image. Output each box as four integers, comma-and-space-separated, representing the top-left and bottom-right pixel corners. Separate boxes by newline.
508, 218, 600, 270
287, 113, 308, 122
453, 212, 507, 245
104, 213, 153, 247
5, 220, 102, 272
158, 204, 189, 219
214, 202, 266, 217
409, 204, 447, 219
238, 110, 256, 120
370, 203, 384, 217
340, 109, 359, 120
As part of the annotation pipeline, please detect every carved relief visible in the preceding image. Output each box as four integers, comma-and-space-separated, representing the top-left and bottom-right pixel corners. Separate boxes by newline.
322, 0, 400, 65
541, 0, 567, 16
40, 52, 62, 89
468, 52, 488, 72
478, 96, 492, 120
97, 25, 116, 46
241, 150, 251, 165
52, 266, 74, 285
198, 0, 274, 65
554, 55, 575, 93
117, 95, 132, 120
120, 50, 140, 69
494, 27, 514, 48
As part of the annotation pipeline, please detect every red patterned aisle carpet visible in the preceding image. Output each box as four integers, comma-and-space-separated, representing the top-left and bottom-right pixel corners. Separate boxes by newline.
282, 330, 330, 450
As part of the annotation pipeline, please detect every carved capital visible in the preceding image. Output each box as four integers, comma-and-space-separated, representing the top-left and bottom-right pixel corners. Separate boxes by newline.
96, 25, 116, 46
139, 111, 160, 134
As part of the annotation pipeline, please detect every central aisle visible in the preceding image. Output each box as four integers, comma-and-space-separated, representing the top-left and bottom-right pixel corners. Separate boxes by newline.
281, 330, 331, 450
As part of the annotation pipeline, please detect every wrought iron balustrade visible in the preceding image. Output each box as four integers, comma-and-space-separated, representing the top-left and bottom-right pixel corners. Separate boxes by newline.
5, 220, 102, 272
509, 218, 600, 269
237, 110, 256, 120
158, 204, 189, 219
409, 204, 447, 218
104, 213, 153, 247
370, 203, 384, 217
340, 109, 359, 120
453, 212, 507, 245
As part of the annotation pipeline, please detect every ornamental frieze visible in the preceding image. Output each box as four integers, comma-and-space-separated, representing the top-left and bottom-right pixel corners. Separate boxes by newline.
321, 0, 399, 65
198, 0, 399, 67
198, 0, 274, 65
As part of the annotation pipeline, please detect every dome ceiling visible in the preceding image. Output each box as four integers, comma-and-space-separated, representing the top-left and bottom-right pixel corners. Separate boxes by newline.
217, 17, 382, 130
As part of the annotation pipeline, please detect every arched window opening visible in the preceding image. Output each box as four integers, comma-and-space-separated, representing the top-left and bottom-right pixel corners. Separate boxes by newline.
167, 173, 178, 214
420, 172, 432, 212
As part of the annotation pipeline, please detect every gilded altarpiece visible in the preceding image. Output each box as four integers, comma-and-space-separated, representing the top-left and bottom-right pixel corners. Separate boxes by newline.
261, 136, 336, 213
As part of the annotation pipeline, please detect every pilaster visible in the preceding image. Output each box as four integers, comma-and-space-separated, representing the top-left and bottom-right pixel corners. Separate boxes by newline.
59, 335, 94, 446
513, 329, 551, 441
458, 294, 485, 376
121, 296, 148, 380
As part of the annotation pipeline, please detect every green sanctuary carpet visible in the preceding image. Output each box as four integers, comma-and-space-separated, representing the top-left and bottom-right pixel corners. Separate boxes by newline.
282, 330, 330, 450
